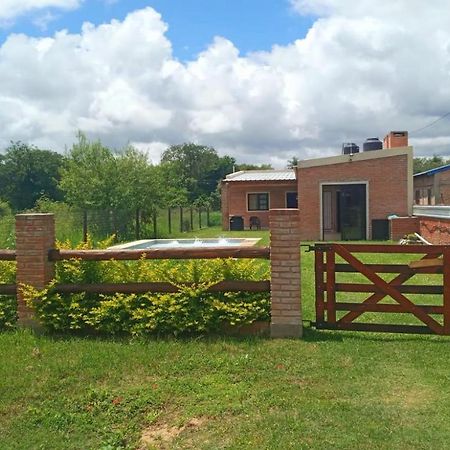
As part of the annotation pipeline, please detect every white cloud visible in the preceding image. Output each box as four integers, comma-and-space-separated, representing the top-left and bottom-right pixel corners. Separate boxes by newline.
130, 141, 168, 164
0, 0, 81, 22
1, 4, 450, 166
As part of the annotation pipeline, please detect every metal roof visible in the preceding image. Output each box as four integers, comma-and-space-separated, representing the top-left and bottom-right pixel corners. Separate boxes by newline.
414, 163, 450, 177
225, 170, 296, 182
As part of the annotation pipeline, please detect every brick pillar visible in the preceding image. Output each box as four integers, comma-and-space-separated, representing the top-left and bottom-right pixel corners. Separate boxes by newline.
269, 209, 302, 338
16, 214, 55, 326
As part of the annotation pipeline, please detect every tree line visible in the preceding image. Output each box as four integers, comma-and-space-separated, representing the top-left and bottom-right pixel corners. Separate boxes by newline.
0, 133, 271, 214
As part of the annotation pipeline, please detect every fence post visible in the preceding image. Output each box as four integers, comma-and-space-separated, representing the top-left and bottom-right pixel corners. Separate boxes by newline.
153, 211, 157, 238
135, 208, 140, 240
15, 213, 55, 327
269, 209, 302, 338
82, 210, 88, 243
168, 207, 172, 234
180, 206, 183, 232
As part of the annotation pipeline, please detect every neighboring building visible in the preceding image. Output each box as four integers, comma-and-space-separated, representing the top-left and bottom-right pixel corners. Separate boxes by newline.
221, 131, 413, 240
221, 170, 297, 230
414, 164, 450, 205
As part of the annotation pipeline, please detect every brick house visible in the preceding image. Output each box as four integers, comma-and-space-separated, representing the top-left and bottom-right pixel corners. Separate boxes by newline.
221, 170, 297, 230
221, 131, 413, 240
414, 164, 450, 205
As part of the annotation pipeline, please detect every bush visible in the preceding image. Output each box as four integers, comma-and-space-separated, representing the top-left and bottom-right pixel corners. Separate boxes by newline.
0, 261, 17, 330
23, 239, 270, 335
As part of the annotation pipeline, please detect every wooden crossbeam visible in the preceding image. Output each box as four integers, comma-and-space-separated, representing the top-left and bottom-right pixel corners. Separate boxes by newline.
409, 258, 443, 269
338, 248, 442, 325
334, 244, 443, 334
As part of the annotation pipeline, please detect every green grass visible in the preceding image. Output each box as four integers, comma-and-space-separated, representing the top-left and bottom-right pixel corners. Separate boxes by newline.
1, 330, 449, 449
2, 230, 450, 448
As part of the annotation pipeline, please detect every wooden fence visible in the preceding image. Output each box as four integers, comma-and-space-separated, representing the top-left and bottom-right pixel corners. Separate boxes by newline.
5, 211, 302, 337
314, 243, 450, 335
47, 247, 270, 295
1, 247, 270, 296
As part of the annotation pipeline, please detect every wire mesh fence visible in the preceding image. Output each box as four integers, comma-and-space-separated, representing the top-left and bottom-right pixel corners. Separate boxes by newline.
59, 208, 222, 243
0, 207, 222, 247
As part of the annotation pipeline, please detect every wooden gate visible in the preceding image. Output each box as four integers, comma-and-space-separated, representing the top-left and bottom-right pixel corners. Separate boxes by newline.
313, 243, 450, 335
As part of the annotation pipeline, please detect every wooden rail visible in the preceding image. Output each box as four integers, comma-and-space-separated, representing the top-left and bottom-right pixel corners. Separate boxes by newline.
314, 243, 447, 254
0, 284, 16, 295
0, 246, 271, 299
0, 250, 16, 261
48, 247, 271, 261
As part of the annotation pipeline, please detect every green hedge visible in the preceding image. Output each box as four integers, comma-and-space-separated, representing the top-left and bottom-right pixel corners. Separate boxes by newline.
22, 238, 270, 335
0, 261, 16, 330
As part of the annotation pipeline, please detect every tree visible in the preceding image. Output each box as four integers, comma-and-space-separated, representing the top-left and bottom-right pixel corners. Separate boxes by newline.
413, 155, 450, 174
0, 142, 64, 211
115, 146, 164, 213
59, 132, 117, 210
234, 163, 273, 171
287, 156, 299, 169
160, 143, 234, 203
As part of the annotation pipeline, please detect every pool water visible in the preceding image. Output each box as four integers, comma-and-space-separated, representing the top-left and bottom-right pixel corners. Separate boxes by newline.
109, 238, 260, 250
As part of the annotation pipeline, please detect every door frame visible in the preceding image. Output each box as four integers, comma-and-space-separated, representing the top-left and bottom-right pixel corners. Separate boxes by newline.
320, 181, 369, 240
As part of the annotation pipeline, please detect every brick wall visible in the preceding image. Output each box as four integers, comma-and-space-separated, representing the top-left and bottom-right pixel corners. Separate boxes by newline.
383, 131, 408, 149
419, 216, 450, 244
269, 209, 302, 338
16, 214, 55, 325
390, 216, 420, 240
221, 180, 297, 230
297, 153, 410, 241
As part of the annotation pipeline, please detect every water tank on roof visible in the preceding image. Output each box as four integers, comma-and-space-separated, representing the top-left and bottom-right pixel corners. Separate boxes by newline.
342, 143, 360, 155
363, 137, 383, 151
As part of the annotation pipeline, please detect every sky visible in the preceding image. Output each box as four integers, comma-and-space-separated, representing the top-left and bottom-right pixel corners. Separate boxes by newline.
0, 0, 450, 166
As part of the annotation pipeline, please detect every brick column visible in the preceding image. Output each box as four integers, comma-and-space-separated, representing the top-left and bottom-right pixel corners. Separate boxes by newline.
16, 214, 55, 326
389, 216, 420, 240
269, 209, 302, 338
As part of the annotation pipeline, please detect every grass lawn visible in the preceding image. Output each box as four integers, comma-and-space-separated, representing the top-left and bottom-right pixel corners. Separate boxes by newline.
1, 227, 450, 449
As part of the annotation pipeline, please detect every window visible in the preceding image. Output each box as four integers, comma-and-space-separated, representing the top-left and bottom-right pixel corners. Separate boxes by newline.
286, 192, 298, 208
427, 189, 432, 205
248, 193, 269, 211
415, 190, 420, 205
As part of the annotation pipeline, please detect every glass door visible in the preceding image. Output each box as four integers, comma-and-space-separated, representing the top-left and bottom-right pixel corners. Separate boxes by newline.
339, 184, 366, 240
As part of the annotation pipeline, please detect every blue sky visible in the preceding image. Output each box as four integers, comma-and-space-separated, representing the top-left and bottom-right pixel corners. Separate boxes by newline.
0, 0, 315, 60
1, 0, 449, 163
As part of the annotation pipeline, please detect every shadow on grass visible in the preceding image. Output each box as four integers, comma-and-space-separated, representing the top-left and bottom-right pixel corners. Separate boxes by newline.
303, 325, 450, 344
7, 322, 450, 346
8, 326, 273, 347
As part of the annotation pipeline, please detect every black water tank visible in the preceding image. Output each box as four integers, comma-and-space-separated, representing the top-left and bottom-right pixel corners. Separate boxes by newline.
363, 137, 383, 151
229, 216, 244, 231
342, 143, 360, 155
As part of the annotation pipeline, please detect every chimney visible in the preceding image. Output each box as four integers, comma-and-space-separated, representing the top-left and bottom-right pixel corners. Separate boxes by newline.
383, 131, 408, 149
